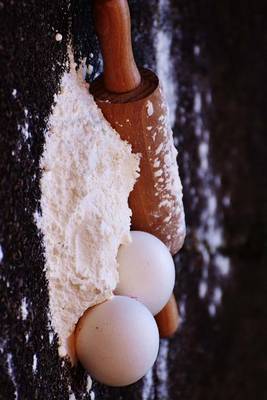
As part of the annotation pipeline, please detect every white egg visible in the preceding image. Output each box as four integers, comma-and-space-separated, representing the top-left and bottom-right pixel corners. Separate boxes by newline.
75, 296, 159, 387
115, 231, 175, 315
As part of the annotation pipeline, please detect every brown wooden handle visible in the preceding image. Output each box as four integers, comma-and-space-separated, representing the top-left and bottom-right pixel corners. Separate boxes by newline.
155, 294, 180, 338
94, 0, 141, 93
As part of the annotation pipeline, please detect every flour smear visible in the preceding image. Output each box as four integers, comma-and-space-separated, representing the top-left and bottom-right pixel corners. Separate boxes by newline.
39, 54, 139, 357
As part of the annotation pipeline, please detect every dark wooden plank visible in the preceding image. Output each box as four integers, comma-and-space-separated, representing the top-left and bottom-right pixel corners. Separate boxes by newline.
0, 1, 266, 399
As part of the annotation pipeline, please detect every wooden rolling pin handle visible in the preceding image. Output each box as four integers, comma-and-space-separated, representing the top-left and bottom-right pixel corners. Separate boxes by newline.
155, 294, 180, 338
94, 0, 141, 93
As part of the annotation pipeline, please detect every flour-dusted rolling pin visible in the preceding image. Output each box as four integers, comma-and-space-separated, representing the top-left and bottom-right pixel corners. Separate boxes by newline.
90, 0, 185, 337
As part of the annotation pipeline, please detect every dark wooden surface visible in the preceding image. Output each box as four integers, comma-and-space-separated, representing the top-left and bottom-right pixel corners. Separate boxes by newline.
0, 1, 266, 399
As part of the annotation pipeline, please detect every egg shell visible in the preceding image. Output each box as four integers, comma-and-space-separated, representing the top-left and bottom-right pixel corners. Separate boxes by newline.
115, 231, 175, 315
75, 295, 159, 387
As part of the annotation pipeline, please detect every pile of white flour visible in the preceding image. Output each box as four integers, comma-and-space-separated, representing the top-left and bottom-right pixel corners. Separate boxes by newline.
39, 58, 139, 357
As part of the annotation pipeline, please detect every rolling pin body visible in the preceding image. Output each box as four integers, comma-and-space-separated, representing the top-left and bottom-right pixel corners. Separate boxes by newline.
91, 70, 185, 254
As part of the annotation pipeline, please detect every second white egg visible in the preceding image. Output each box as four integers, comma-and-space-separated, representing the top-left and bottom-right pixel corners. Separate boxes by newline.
115, 231, 175, 315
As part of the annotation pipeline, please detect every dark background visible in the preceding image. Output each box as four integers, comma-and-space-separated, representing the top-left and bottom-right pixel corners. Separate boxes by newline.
0, 0, 266, 399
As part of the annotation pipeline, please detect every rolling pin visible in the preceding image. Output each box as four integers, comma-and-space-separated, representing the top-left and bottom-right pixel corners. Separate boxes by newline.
90, 0, 185, 337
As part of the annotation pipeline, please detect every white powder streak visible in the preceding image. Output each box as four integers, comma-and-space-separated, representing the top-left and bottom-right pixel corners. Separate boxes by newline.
194, 45, 201, 56
214, 254, 230, 276
90, 392, 95, 400
192, 84, 231, 312
213, 287, 222, 304
208, 303, 216, 317
146, 100, 154, 116
39, 54, 139, 357
154, 0, 178, 128
179, 297, 187, 322
21, 297, 28, 320
155, 339, 169, 399
194, 92, 202, 113
198, 281, 208, 299
0, 245, 3, 262
18, 108, 31, 141
86, 375, 92, 392
49, 332, 54, 344
6, 353, 18, 400
32, 354, 38, 373
141, 368, 154, 400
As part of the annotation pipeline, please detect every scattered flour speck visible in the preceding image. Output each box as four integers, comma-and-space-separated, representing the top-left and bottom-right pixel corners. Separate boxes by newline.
194, 92, 202, 113
214, 254, 230, 276
146, 100, 154, 117
21, 297, 28, 320
86, 375, 92, 392
194, 45, 200, 56
208, 303, 216, 317
213, 287, 222, 304
0, 245, 3, 262
55, 33, 63, 42
32, 354, 38, 373
198, 281, 208, 299
90, 392, 95, 400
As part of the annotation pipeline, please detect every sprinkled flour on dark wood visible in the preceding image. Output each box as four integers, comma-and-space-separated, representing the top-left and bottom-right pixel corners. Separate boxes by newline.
1, 1, 267, 399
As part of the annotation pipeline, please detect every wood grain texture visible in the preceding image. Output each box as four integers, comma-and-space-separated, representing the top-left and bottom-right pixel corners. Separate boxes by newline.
91, 69, 185, 255
94, 0, 141, 93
